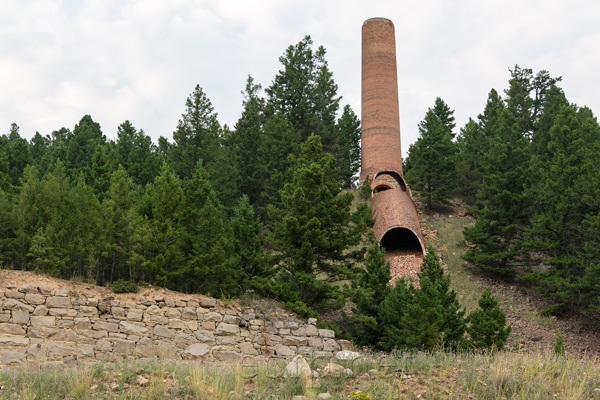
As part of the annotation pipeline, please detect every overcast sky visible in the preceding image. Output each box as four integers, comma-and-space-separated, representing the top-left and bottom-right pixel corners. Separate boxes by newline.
2, 1, 599, 157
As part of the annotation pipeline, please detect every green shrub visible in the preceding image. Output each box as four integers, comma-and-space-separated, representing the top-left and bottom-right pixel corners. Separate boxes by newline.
466, 288, 511, 350
110, 279, 139, 294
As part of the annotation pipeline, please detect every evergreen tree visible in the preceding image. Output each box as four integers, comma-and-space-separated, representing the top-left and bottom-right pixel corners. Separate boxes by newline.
266, 36, 341, 153
267, 135, 366, 314
147, 162, 186, 287
88, 145, 112, 202
100, 165, 137, 284
256, 113, 301, 213
348, 230, 391, 348
7, 123, 32, 189
336, 105, 361, 189
377, 278, 412, 351
169, 85, 221, 181
466, 288, 511, 350
229, 76, 265, 206
231, 195, 267, 292
181, 161, 239, 296
399, 247, 466, 350
463, 109, 532, 278
113, 120, 162, 186
67, 115, 106, 176
405, 99, 457, 210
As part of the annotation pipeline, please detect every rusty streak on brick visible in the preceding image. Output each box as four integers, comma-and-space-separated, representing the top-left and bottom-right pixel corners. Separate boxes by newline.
360, 18, 426, 282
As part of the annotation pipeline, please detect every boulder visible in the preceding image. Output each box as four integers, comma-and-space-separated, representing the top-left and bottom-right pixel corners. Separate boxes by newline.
283, 355, 312, 379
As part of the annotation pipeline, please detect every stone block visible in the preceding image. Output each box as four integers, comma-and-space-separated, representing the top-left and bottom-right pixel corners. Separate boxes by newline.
198, 297, 216, 308
32, 305, 49, 316
168, 319, 187, 330
323, 339, 340, 352
283, 336, 308, 346
24, 293, 45, 305
3, 299, 34, 312
56, 319, 74, 329
12, 310, 30, 325
111, 307, 125, 318
201, 321, 215, 331
18, 285, 39, 294
0, 313, 10, 322
181, 307, 197, 320
215, 322, 239, 336
205, 312, 223, 322
318, 329, 335, 338
78, 306, 98, 317
239, 342, 258, 355
119, 321, 149, 336
222, 315, 238, 324
275, 344, 294, 357
182, 343, 210, 360
46, 342, 75, 359
337, 339, 354, 351
307, 337, 323, 349
143, 314, 168, 325
113, 339, 135, 355
154, 341, 178, 359
38, 286, 51, 295
166, 308, 181, 319
0, 323, 26, 335
49, 308, 69, 316
46, 296, 71, 309
213, 350, 241, 363
194, 330, 215, 343
27, 344, 47, 361
153, 325, 174, 339
77, 343, 95, 358
93, 320, 119, 333
134, 337, 153, 358
186, 320, 198, 330
95, 339, 113, 351
305, 324, 319, 337
52, 288, 68, 297
4, 291, 25, 299
74, 318, 91, 330
126, 309, 143, 321
0, 350, 25, 365
0, 336, 29, 346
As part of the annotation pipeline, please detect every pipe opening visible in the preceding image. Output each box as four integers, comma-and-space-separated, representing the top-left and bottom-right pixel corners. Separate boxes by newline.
373, 171, 407, 192
380, 227, 423, 254
373, 184, 393, 194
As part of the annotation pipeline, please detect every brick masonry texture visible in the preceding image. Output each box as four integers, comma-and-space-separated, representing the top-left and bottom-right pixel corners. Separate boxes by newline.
360, 18, 426, 264
0, 286, 352, 366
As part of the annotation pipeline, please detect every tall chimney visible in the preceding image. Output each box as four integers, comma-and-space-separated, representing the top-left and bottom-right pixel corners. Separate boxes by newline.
360, 17, 403, 181
360, 18, 426, 283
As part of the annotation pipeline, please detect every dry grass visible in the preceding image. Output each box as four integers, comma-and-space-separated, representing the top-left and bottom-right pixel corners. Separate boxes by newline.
0, 350, 597, 399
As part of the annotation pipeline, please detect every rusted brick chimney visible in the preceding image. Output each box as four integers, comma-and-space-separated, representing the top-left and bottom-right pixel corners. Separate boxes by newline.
361, 18, 425, 281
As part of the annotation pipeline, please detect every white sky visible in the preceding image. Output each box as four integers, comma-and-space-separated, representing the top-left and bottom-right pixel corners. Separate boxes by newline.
2, 1, 599, 157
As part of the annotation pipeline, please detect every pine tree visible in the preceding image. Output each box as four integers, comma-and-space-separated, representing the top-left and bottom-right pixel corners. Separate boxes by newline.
231, 195, 266, 292
268, 134, 366, 315
405, 99, 457, 210
348, 230, 391, 347
230, 76, 265, 206
169, 85, 221, 181
147, 162, 186, 287
467, 288, 511, 350
182, 161, 239, 296
400, 247, 466, 350
336, 105, 361, 189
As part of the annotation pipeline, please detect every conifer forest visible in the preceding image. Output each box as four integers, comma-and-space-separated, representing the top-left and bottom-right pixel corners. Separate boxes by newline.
1, 35, 599, 349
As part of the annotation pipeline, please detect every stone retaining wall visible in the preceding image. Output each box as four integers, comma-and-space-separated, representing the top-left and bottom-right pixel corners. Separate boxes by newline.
0, 285, 351, 366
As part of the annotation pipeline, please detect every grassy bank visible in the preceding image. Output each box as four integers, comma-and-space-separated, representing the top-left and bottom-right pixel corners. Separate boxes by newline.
1, 350, 598, 399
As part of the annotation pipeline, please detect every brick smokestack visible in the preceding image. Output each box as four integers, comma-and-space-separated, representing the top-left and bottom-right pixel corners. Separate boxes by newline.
360, 18, 426, 282
360, 17, 403, 181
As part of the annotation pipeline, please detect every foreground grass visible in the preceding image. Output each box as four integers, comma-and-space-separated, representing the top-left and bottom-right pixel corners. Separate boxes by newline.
1, 350, 598, 399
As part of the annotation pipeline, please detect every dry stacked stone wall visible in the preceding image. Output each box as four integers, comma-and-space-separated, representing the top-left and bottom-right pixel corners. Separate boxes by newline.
0, 285, 351, 366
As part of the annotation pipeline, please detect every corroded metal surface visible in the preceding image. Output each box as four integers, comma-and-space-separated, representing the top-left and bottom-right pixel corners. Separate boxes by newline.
360, 17, 425, 267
